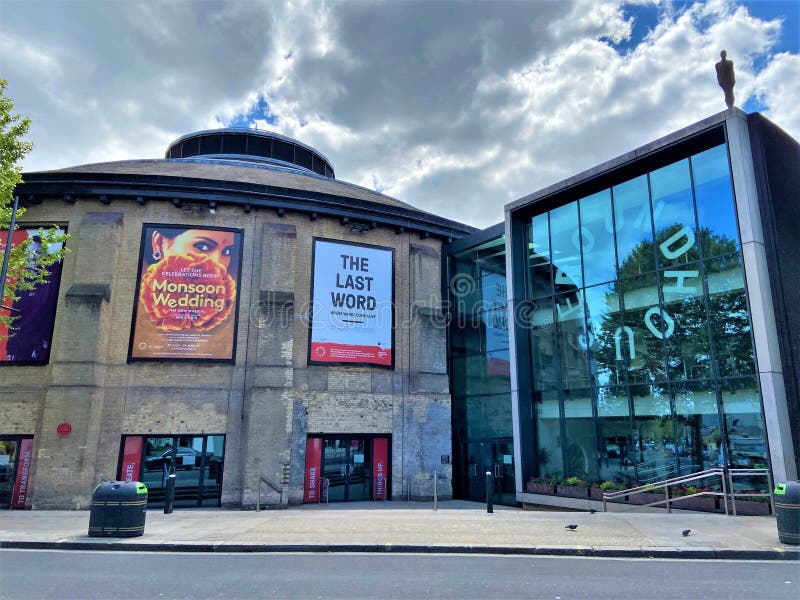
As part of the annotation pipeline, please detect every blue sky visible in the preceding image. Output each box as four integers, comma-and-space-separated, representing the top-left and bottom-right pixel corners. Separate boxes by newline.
5, 0, 799, 228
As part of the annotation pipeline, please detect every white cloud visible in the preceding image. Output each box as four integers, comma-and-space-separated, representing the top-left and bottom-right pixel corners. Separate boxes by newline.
752, 53, 800, 135
6, 0, 798, 229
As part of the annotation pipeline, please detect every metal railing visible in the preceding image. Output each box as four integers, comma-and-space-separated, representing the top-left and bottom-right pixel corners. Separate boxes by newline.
256, 474, 283, 511
602, 468, 774, 515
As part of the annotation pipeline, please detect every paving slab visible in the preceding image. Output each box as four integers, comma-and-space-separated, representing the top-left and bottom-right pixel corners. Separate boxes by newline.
1, 501, 797, 560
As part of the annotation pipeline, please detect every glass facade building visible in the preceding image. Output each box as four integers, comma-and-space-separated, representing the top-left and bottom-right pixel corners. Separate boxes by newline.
447, 227, 514, 503
521, 143, 767, 487
449, 109, 799, 506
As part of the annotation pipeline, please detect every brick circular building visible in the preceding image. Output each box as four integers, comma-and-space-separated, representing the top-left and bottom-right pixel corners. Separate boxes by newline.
3, 128, 473, 509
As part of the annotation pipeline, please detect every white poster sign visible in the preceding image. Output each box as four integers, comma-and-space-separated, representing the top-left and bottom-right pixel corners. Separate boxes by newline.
309, 239, 394, 366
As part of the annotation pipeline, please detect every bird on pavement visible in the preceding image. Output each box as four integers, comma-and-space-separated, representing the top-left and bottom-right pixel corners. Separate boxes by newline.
565, 524, 578, 531
682, 529, 691, 537
589, 509, 598, 514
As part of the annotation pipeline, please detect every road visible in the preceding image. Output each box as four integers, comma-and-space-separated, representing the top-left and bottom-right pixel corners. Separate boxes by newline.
1, 550, 797, 599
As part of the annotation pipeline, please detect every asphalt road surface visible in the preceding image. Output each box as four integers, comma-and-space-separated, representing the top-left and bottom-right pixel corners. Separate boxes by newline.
1, 550, 798, 599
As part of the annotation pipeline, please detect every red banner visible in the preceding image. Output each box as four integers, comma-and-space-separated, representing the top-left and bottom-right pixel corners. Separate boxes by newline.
373, 437, 388, 500
310, 342, 392, 366
119, 436, 144, 482
304, 437, 323, 503
11, 438, 34, 509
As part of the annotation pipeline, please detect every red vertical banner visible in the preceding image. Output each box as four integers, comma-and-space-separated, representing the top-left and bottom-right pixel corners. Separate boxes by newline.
303, 437, 323, 503
11, 438, 34, 509
373, 437, 388, 500
0, 230, 29, 358
119, 436, 144, 482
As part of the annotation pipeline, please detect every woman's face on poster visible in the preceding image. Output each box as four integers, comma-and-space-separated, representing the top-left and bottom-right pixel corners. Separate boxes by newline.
152, 229, 236, 271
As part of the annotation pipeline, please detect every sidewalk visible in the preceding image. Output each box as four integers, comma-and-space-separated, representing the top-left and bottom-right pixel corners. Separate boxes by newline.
1, 501, 798, 560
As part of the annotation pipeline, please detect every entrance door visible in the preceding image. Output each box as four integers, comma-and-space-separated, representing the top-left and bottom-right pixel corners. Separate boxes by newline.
321, 438, 371, 502
137, 435, 225, 508
466, 438, 515, 506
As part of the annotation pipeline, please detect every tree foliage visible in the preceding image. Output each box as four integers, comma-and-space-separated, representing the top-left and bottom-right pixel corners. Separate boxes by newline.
1, 79, 68, 337
590, 225, 751, 387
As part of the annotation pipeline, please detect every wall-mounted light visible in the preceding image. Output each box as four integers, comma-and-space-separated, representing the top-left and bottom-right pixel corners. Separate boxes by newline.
136, 196, 146, 206
99, 195, 110, 205
208, 201, 216, 215
243, 203, 252, 214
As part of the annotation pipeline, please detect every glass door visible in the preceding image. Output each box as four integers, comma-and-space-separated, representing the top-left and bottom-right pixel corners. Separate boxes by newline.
0, 439, 19, 509
138, 435, 224, 508
321, 437, 371, 502
466, 439, 515, 506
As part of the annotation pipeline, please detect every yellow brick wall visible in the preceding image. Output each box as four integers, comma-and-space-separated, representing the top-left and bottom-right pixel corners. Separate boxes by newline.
2, 196, 453, 508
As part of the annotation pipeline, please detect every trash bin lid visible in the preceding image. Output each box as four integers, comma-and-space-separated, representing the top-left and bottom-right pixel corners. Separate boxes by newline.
92, 480, 148, 501
774, 480, 800, 502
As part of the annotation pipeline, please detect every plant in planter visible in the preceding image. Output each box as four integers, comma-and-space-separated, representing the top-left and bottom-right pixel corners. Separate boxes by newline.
670, 485, 720, 512
526, 476, 556, 495
557, 476, 592, 498
595, 480, 624, 500
526, 473, 561, 495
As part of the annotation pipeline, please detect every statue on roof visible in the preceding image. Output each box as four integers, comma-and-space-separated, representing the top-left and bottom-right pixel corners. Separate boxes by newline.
715, 50, 736, 109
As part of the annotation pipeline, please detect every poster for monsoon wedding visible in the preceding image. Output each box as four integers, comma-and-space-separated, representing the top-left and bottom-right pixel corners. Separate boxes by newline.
309, 238, 394, 367
129, 224, 243, 362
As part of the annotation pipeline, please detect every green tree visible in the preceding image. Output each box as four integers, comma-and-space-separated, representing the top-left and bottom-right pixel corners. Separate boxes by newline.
1, 79, 68, 338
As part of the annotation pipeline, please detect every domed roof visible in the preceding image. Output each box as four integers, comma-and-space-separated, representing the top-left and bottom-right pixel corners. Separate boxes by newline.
165, 128, 335, 178
20, 129, 475, 240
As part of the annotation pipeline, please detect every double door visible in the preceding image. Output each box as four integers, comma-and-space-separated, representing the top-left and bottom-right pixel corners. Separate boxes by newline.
466, 438, 515, 506
322, 438, 371, 502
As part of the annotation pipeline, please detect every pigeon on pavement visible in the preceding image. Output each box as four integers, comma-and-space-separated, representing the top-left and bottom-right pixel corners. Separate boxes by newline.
565, 524, 578, 531
682, 529, 691, 537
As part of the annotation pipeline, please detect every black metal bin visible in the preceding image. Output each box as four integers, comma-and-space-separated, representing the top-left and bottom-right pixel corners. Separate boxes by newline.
774, 481, 800, 545
88, 481, 148, 537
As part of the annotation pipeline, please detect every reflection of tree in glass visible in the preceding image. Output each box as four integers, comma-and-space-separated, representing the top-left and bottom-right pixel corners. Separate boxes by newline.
589, 226, 750, 383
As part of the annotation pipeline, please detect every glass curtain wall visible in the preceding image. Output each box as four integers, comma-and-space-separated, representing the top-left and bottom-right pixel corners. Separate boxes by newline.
522, 143, 769, 488
449, 236, 514, 504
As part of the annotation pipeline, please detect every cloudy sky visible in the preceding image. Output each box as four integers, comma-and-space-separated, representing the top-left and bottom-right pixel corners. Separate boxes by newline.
3, 0, 798, 228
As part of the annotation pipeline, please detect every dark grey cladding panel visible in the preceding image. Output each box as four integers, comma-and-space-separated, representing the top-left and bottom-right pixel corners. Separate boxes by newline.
748, 112, 800, 474
81, 212, 123, 226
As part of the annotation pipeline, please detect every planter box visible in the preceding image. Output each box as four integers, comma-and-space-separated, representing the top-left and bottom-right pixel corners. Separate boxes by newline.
526, 482, 556, 495
630, 492, 667, 506
672, 496, 720, 513
735, 499, 771, 516
590, 488, 605, 501
557, 485, 592, 499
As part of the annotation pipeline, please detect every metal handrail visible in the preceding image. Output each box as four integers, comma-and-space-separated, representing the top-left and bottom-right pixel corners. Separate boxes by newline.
602, 468, 774, 515
256, 474, 283, 511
